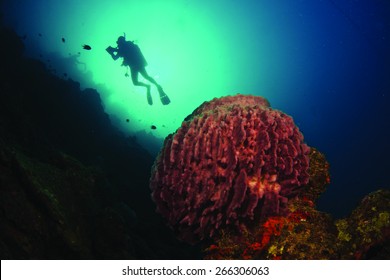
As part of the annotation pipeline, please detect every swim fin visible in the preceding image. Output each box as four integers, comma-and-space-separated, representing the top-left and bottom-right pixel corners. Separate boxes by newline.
158, 86, 170, 105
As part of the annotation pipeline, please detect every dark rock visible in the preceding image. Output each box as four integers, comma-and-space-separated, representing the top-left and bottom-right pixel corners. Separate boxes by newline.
0, 22, 199, 259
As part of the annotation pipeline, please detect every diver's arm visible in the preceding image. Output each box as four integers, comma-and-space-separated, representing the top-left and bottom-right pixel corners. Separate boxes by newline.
111, 53, 120, 60
106, 46, 120, 60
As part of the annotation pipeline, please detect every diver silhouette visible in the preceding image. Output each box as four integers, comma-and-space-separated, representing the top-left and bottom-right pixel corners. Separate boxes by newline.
106, 35, 170, 105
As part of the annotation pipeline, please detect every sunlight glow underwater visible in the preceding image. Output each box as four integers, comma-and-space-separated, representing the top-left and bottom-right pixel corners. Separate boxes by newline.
2, 0, 301, 147
2, 0, 378, 154
2, 0, 233, 141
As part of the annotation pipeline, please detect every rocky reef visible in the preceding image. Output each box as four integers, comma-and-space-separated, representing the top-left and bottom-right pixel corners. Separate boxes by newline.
0, 23, 199, 259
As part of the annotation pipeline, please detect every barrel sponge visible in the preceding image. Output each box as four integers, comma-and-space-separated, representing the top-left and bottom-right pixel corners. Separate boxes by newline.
150, 94, 310, 243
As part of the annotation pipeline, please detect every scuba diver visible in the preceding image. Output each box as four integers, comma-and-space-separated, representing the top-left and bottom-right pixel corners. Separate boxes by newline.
106, 35, 170, 105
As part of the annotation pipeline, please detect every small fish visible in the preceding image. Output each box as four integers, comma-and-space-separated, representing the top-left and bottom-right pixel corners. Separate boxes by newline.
82, 44, 92, 50
62, 37, 65, 43
38, 33, 42, 37
151, 125, 157, 130
126, 119, 129, 123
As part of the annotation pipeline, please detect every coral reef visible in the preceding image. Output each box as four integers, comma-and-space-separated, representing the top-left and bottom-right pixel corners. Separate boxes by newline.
203, 148, 337, 260
204, 198, 339, 260
151, 94, 389, 259
335, 189, 390, 259
203, 150, 389, 260
204, 190, 390, 260
150, 94, 311, 243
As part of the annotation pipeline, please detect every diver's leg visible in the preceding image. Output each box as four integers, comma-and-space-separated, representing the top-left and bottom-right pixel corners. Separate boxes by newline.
131, 68, 152, 105
131, 68, 149, 88
139, 68, 170, 105
139, 68, 161, 88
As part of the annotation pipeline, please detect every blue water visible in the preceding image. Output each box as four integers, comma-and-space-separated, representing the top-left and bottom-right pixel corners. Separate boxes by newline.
1, 0, 389, 218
